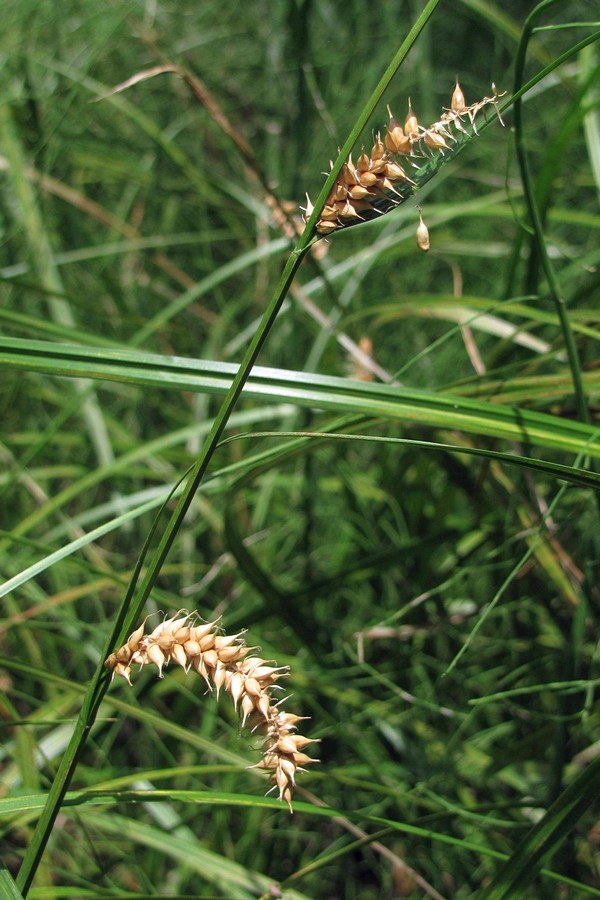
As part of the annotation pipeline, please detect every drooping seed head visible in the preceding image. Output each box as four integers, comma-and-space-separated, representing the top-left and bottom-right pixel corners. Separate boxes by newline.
105, 612, 319, 811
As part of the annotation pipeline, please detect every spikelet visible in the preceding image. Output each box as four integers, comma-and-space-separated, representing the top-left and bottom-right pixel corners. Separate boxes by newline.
309, 82, 504, 237
105, 611, 319, 812
416, 207, 430, 252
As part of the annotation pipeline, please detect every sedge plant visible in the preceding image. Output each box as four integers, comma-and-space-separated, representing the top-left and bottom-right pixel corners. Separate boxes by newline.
1, 0, 600, 897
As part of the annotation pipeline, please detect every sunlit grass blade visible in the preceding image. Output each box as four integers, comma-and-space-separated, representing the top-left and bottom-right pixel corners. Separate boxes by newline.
2, 337, 600, 460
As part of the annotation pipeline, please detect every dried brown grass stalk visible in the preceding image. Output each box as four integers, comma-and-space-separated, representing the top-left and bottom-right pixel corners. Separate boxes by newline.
308, 82, 504, 237
105, 611, 319, 812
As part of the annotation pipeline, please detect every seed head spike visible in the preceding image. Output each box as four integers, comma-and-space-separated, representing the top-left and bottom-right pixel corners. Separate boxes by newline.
311, 83, 504, 237
104, 611, 317, 812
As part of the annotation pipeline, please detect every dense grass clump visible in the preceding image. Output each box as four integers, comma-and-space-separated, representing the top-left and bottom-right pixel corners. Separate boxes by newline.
2, 1, 600, 897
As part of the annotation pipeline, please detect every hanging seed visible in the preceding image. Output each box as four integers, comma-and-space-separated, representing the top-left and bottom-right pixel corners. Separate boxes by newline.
416, 208, 430, 252
147, 644, 166, 676
171, 643, 188, 669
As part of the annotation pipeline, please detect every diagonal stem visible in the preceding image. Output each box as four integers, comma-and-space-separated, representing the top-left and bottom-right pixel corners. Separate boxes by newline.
16, 2, 442, 893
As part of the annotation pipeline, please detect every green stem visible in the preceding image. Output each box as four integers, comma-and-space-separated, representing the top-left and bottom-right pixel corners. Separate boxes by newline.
16, 1, 442, 893
512, 0, 592, 426
510, 0, 600, 869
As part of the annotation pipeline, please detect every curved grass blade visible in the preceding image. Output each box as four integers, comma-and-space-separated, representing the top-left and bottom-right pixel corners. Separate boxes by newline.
0, 867, 24, 900
3, 337, 600, 461
5, 791, 600, 897
481, 752, 600, 898
512, 1, 600, 426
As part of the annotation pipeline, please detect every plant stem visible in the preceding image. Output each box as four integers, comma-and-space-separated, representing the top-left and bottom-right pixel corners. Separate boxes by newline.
16, 2, 442, 892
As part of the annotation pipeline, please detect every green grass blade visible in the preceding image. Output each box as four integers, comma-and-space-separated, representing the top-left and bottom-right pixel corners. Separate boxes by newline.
2, 337, 600, 460
0, 866, 25, 900
481, 753, 600, 898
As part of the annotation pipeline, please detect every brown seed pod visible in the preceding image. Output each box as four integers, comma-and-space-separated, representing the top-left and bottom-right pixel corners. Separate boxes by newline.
356, 151, 370, 173
404, 98, 419, 139
348, 183, 373, 200
341, 160, 359, 185
384, 160, 409, 182
319, 204, 339, 222
338, 200, 363, 220
451, 80, 466, 113
424, 130, 447, 151
369, 157, 387, 175
371, 135, 385, 160
416, 208, 430, 252
358, 170, 378, 187
316, 219, 339, 235
385, 104, 412, 155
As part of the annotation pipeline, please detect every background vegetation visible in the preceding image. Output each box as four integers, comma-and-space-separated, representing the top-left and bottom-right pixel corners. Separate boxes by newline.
1, 0, 600, 897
